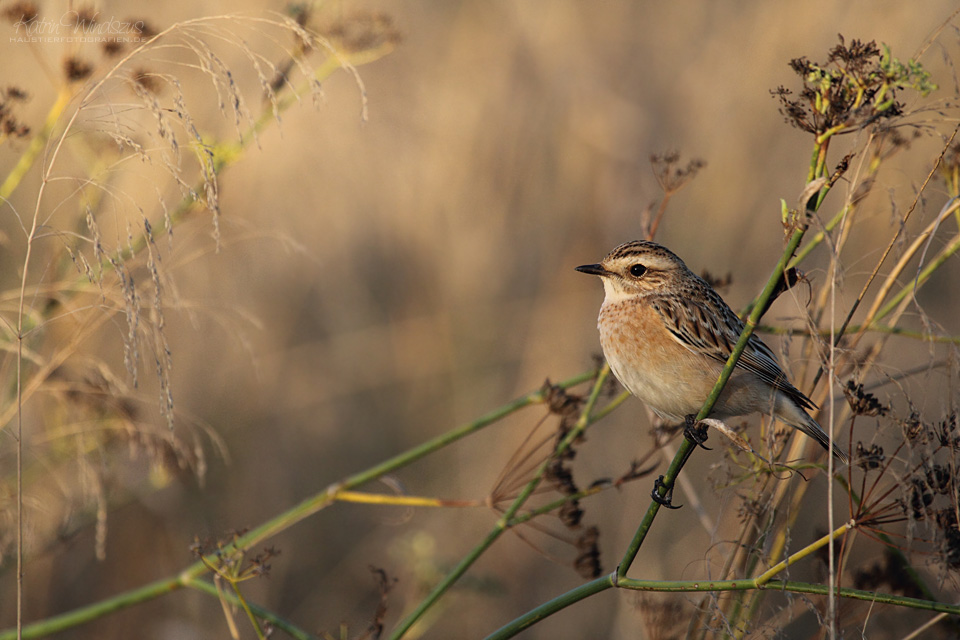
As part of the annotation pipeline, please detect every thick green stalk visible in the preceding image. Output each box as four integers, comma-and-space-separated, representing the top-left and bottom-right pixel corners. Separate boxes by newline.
622, 578, 960, 614
485, 574, 960, 640
0, 577, 183, 640
484, 576, 615, 640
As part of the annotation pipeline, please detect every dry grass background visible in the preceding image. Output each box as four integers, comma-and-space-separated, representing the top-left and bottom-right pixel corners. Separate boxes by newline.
1, 1, 960, 638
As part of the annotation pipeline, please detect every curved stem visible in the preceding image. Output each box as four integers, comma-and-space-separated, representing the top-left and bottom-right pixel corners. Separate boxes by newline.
484, 576, 615, 640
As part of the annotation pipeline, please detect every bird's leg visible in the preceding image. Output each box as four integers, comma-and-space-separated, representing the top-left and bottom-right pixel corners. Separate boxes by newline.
683, 414, 711, 450
651, 475, 681, 509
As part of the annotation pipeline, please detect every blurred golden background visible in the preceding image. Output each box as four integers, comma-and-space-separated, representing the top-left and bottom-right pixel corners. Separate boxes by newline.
2, 1, 960, 638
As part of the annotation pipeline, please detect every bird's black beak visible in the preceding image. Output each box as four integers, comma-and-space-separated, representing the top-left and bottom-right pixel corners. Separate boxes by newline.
575, 263, 609, 277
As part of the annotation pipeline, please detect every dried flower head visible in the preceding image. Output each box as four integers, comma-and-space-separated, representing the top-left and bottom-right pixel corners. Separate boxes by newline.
573, 526, 601, 578
934, 413, 959, 450
101, 38, 125, 57
542, 379, 584, 418
844, 380, 888, 416
899, 411, 925, 442
64, 56, 94, 82
558, 499, 584, 529
934, 510, 960, 569
2, 1, 38, 24
773, 34, 936, 138
0, 86, 30, 139
650, 152, 707, 193
319, 11, 402, 54
131, 68, 161, 94
546, 458, 578, 496
855, 442, 884, 470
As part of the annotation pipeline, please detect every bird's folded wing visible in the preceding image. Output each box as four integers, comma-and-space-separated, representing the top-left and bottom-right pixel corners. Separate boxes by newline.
651, 294, 816, 411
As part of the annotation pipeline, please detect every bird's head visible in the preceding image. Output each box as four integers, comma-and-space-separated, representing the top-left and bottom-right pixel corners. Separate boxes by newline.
576, 240, 689, 302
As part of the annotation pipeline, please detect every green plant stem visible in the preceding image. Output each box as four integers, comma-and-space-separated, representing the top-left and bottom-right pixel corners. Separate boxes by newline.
615, 437, 694, 578
388, 367, 612, 640
485, 575, 960, 640
790, 205, 848, 267
0, 576, 182, 640
484, 576, 615, 640
0, 371, 596, 640
621, 578, 960, 614
0, 575, 317, 640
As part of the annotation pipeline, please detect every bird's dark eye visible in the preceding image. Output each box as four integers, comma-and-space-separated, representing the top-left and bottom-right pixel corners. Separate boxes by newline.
629, 264, 647, 277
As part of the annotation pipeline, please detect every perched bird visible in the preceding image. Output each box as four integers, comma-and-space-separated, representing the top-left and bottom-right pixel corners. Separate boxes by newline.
576, 240, 847, 463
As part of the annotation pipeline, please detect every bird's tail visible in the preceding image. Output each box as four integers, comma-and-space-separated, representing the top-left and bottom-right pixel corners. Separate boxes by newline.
776, 396, 848, 463
795, 412, 848, 464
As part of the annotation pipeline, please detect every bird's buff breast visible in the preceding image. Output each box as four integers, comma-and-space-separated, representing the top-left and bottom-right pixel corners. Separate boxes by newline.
598, 298, 719, 422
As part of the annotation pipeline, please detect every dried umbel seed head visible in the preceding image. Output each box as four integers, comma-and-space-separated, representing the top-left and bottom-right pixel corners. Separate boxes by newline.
935, 413, 959, 449
900, 412, 925, 442
0, 86, 31, 138
320, 11, 402, 54
904, 477, 935, 520
573, 526, 601, 578
2, 1, 38, 24
772, 34, 935, 136
131, 68, 161, 94
650, 152, 707, 192
542, 379, 583, 417
64, 56, 94, 82
924, 464, 953, 495
933, 510, 960, 569
545, 458, 578, 496
855, 442, 884, 471
558, 500, 584, 528
101, 37, 124, 57
843, 381, 888, 417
